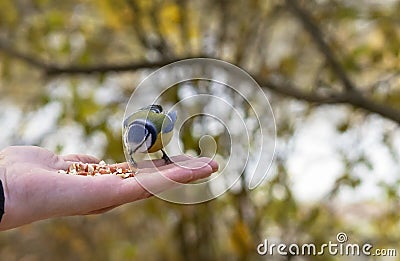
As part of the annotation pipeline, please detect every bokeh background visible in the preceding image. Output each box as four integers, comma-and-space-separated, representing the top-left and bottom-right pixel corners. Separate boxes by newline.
0, 0, 399, 260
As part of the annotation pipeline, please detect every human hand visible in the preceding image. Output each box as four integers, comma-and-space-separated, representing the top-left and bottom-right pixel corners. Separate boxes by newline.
0, 146, 218, 230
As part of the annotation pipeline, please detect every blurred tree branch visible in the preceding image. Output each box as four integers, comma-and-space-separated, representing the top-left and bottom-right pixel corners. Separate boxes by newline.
285, 0, 356, 92
1, 0, 400, 125
259, 77, 400, 123
0, 40, 49, 69
126, 0, 173, 59
0, 39, 196, 75
1, 37, 400, 124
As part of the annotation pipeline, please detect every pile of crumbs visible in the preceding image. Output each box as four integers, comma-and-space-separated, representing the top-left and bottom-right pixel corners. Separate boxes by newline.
58, 160, 136, 178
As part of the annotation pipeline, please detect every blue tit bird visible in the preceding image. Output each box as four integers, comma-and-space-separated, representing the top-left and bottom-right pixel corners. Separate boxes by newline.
123, 104, 177, 168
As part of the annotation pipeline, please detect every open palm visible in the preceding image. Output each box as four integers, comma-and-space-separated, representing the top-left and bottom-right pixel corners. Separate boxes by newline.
0, 146, 218, 230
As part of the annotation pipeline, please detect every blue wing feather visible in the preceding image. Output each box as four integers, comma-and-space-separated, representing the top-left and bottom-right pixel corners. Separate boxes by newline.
162, 110, 177, 133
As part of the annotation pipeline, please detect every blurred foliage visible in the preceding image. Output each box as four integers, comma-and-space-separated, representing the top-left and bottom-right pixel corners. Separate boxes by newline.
1, 0, 400, 260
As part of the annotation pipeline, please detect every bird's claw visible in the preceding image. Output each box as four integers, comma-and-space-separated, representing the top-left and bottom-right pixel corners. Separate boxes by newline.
161, 149, 173, 165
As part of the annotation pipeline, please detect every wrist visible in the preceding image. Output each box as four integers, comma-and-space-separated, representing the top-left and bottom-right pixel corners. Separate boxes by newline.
0, 165, 15, 231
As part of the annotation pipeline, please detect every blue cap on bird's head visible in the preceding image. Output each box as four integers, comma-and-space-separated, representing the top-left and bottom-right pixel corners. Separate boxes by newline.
141, 104, 163, 113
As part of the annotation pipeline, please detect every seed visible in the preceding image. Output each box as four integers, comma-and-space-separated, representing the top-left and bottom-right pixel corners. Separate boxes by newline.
69, 163, 76, 172
88, 164, 94, 173
60, 162, 136, 178
99, 169, 108, 174
81, 163, 88, 172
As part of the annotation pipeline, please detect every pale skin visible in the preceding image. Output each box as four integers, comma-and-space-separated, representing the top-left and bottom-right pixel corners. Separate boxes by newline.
0, 146, 218, 231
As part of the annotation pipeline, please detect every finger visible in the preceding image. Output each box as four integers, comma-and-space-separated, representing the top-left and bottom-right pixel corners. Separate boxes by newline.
138, 157, 218, 174
203, 157, 219, 172
108, 155, 194, 170
84, 204, 121, 215
116, 158, 218, 202
61, 154, 100, 164
137, 155, 193, 168
158, 158, 217, 183
1, 146, 63, 169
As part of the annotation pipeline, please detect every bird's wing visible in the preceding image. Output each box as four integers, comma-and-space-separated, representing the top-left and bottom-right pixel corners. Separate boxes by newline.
162, 110, 177, 133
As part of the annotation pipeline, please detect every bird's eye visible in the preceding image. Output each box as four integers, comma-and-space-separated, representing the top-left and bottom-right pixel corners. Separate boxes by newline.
139, 104, 163, 113
149, 104, 163, 113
